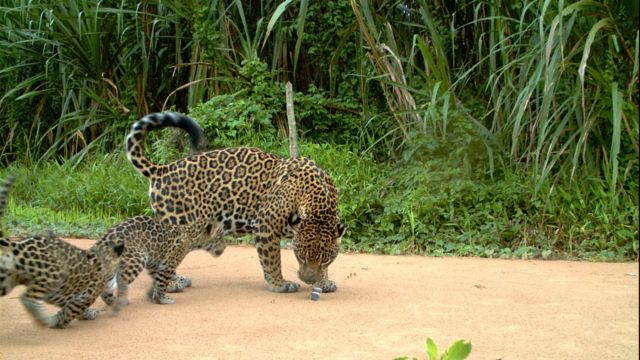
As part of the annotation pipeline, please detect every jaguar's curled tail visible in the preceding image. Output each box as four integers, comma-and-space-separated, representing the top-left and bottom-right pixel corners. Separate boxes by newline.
126, 112, 203, 178
0, 175, 15, 238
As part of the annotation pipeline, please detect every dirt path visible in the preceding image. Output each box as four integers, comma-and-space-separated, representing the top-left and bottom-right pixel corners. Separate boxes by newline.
0, 239, 637, 360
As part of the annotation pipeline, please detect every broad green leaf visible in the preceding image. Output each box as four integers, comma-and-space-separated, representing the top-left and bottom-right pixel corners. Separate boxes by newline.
425, 338, 438, 360
443, 340, 472, 360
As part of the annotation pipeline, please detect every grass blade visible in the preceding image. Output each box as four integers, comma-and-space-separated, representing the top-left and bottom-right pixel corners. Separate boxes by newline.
610, 82, 621, 196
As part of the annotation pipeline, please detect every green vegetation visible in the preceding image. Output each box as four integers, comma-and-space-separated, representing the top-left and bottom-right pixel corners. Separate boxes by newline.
395, 338, 472, 360
1, 154, 150, 237
0, 1, 637, 261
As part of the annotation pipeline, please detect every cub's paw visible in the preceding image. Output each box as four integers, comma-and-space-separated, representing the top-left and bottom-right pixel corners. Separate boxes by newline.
173, 274, 192, 287
44, 315, 62, 328
148, 288, 175, 304
313, 279, 337, 293
166, 283, 184, 293
101, 292, 116, 306
114, 297, 129, 312
48, 314, 70, 329
152, 294, 175, 305
269, 280, 300, 293
167, 274, 191, 293
80, 308, 99, 320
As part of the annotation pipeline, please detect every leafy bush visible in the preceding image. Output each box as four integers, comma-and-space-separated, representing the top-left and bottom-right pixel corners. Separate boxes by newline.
190, 94, 279, 147
189, 59, 363, 148
340, 156, 637, 260
395, 338, 472, 360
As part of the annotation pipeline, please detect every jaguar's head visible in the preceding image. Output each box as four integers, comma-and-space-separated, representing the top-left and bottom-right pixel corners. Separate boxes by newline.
288, 212, 347, 285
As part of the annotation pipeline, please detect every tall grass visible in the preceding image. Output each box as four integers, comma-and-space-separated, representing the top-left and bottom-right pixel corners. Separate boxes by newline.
0, 153, 149, 237
350, 0, 638, 199
0, 1, 154, 163
0, 0, 342, 164
346, 0, 637, 258
478, 1, 638, 197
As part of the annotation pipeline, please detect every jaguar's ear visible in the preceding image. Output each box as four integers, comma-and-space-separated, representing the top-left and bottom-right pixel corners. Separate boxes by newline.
288, 212, 302, 226
113, 243, 125, 256
337, 223, 348, 238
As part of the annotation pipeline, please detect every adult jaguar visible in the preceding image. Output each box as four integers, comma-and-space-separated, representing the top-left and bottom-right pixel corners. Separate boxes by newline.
126, 112, 346, 293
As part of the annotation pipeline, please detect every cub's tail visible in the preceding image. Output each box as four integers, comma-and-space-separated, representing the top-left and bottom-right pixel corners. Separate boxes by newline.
0, 175, 15, 238
125, 112, 204, 178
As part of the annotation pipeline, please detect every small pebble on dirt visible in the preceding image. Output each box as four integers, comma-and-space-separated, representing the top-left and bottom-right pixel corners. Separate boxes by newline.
310, 287, 322, 301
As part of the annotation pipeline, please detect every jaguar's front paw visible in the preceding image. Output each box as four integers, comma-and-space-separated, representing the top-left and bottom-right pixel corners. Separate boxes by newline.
268, 280, 300, 293
313, 279, 337, 293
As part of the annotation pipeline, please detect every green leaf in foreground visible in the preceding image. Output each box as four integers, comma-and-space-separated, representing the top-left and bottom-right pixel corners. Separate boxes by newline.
441, 339, 472, 360
426, 337, 438, 360
398, 337, 471, 360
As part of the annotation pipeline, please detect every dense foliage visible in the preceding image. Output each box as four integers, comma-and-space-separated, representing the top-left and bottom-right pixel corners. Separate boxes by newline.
0, 0, 637, 260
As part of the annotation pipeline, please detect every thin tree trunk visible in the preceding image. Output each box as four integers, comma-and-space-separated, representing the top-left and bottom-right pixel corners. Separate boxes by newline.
286, 82, 298, 158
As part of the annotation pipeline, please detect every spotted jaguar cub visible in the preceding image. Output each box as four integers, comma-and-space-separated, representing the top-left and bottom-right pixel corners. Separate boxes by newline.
126, 112, 347, 294
98, 215, 224, 308
0, 176, 124, 329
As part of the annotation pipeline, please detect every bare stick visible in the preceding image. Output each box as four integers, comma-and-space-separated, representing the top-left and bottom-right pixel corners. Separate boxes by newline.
285, 81, 298, 158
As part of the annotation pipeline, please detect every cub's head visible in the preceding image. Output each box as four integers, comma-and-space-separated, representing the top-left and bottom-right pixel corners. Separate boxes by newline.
93, 237, 125, 276
188, 221, 226, 257
288, 212, 347, 285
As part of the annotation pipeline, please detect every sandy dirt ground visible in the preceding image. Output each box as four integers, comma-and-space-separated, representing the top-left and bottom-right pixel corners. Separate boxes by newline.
0, 239, 637, 360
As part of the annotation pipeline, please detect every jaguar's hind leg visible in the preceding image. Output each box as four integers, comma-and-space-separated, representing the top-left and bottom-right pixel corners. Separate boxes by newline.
20, 289, 58, 328
0, 251, 17, 296
54, 292, 97, 328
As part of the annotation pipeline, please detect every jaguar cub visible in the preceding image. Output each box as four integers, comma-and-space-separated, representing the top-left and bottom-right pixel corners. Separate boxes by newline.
98, 215, 224, 308
0, 176, 124, 329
